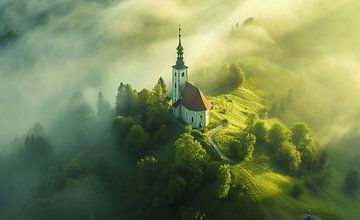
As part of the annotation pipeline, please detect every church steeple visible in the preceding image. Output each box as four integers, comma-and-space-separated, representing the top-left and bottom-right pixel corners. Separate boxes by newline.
172, 25, 188, 103
175, 24, 186, 69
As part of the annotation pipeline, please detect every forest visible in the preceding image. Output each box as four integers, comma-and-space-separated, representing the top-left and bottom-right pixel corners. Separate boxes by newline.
1, 0, 360, 219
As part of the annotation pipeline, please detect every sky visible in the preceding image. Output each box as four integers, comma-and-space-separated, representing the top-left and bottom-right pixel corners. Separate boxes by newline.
0, 0, 359, 146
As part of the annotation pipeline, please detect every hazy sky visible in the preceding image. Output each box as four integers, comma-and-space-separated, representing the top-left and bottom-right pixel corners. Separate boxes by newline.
0, 0, 359, 145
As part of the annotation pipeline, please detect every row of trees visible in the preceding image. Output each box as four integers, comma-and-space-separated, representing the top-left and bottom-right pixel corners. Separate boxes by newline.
235, 113, 327, 174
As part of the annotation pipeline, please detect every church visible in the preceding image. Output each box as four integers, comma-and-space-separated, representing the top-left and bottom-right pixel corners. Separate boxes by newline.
171, 26, 211, 128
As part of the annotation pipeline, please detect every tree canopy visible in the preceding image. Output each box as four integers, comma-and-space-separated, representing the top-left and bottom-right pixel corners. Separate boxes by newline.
216, 164, 232, 198
126, 124, 150, 157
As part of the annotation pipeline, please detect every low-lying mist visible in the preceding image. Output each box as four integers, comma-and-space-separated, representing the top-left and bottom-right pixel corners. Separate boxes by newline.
0, 0, 360, 218
1, 0, 359, 146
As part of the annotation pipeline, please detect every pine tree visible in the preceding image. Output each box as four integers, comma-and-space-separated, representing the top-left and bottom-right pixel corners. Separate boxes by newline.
97, 92, 111, 118
157, 77, 167, 95
115, 82, 140, 116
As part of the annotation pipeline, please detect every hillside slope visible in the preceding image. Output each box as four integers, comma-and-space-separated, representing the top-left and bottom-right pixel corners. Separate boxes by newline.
205, 57, 359, 220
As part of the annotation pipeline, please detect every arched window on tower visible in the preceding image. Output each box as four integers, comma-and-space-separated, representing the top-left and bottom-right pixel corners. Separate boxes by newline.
191, 116, 194, 122
175, 72, 177, 77
175, 83, 177, 89
182, 72, 185, 77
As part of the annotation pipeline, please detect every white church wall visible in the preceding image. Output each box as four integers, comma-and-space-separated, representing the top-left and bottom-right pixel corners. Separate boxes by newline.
180, 106, 209, 128
172, 68, 188, 102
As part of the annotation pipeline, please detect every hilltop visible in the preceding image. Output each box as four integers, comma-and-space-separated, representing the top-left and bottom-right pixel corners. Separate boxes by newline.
199, 55, 360, 220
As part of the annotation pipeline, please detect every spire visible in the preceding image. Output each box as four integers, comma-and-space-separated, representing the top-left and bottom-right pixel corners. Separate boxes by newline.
177, 24, 183, 51
175, 24, 185, 68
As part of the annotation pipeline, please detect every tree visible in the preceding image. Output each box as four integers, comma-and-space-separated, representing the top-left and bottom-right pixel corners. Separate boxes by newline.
175, 133, 207, 172
291, 122, 325, 173
229, 140, 243, 161
153, 78, 169, 106
246, 113, 258, 129
244, 133, 256, 160
177, 207, 206, 220
137, 156, 157, 175
153, 124, 169, 145
125, 125, 150, 157
229, 63, 245, 86
115, 82, 140, 116
251, 121, 267, 144
66, 92, 96, 133
24, 124, 53, 167
344, 169, 359, 194
204, 161, 221, 182
167, 175, 187, 205
138, 88, 154, 113
96, 92, 112, 118
268, 123, 289, 147
291, 122, 311, 147
216, 164, 232, 198
25, 134, 52, 157
275, 142, 301, 172
229, 134, 255, 161
112, 116, 137, 141
137, 155, 158, 190
175, 133, 208, 192
157, 77, 167, 95
147, 105, 171, 132
270, 102, 279, 117
146, 81, 171, 130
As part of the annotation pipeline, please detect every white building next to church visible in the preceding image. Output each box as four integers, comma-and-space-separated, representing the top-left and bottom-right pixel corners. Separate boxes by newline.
171, 26, 211, 128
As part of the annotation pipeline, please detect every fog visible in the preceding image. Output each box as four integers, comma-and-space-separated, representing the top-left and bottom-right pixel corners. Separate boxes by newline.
0, 0, 360, 219
1, 0, 358, 146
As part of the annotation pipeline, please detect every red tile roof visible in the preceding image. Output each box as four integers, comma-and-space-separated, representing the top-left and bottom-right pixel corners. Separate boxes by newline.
173, 82, 211, 111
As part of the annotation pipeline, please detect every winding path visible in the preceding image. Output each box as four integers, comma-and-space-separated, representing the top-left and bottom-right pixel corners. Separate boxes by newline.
208, 122, 236, 164
208, 121, 272, 219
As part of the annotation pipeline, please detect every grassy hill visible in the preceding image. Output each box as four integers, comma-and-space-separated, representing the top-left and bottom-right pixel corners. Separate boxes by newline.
202, 56, 360, 220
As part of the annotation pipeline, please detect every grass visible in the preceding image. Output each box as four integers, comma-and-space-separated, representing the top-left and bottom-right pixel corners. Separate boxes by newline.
203, 55, 360, 219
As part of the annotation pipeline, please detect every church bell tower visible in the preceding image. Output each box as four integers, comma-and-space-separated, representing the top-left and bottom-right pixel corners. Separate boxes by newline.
172, 25, 188, 103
